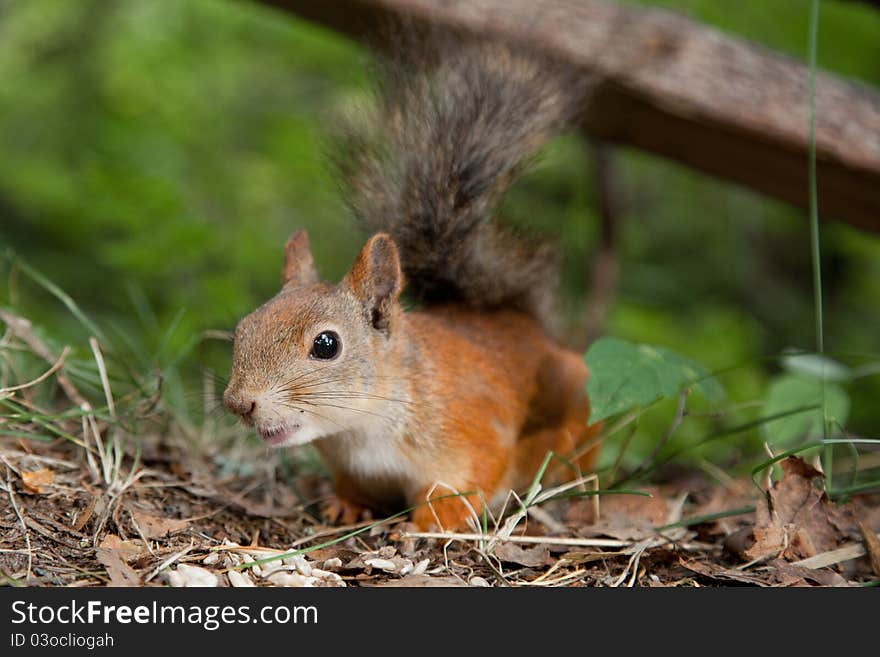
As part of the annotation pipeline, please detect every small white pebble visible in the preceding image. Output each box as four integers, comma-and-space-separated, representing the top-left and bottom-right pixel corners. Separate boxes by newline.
166, 564, 219, 588
322, 558, 343, 571
310, 568, 344, 584
202, 553, 220, 565
469, 576, 490, 588
269, 572, 315, 587
227, 570, 255, 587
398, 560, 414, 576
365, 558, 398, 573
412, 559, 430, 576
282, 554, 312, 576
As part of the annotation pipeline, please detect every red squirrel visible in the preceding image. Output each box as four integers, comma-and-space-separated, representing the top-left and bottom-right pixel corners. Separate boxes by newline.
223, 35, 600, 530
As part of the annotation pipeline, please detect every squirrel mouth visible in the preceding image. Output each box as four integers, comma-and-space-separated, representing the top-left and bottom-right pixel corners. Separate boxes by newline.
258, 423, 301, 446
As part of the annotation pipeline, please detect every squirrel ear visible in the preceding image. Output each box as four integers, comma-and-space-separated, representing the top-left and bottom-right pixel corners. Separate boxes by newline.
346, 233, 403, 332
282, 229, 319, 287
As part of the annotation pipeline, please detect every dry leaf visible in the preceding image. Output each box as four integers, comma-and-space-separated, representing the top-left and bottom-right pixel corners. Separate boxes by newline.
73, 496, 97, 532
494, 542, 552, 567
21, 468, 54, 494
679, 558, 768, 586
745, 457, 854, 562
769, 560, 851, 587
857, 520, 880, 575
570, 487, 668, 540
96, 540, 141, 587
130, 510, 190, 539
99, 533, 144, 558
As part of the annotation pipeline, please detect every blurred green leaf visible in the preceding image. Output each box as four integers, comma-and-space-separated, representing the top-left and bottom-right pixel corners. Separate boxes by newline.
781, 352, 851, 382
585, 336, 724, 421
761, 375, 850, 445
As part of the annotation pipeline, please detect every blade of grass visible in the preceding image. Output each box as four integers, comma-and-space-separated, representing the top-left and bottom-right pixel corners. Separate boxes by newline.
806, 0, 831, 488
655, 505, 755, 532
828, 480, 880, 499
7, 252, 107, 343
749, 438, 880, 489
613, 404, 819, 487
546, 488, 651, 502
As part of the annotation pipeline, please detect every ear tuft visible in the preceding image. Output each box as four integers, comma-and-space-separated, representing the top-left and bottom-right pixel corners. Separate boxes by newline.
346, 233, 403, 332
282, 229, 319, 287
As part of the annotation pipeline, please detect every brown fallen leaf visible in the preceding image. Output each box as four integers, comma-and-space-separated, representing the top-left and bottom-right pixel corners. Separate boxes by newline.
130, 510, 190, 539
857, 520, 880, 576
679, 557, 769, 586
21, 468, 54, 494
99, 533, 144, 557
769, 560, 851, 587
97, 535, 142, 587
494, 541, 552, 567
745, 457, 854, 562
560, 549, 629, 565
569, 488, 668, 541
687, 482, 755, 537
72, 496, 98, 532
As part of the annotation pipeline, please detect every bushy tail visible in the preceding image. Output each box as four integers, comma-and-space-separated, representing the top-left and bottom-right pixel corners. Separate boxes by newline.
338, 32, 586, 330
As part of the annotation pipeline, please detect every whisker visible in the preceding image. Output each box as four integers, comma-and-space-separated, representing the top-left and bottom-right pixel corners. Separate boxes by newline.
288, 398, 401, 424
293, 391, 415, 405
279, 371, 415, 392
278, 401, 340, 427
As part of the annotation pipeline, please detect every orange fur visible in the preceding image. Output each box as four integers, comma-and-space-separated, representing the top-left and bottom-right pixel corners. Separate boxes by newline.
317, 306, 601, 531
225, 234, 602, 532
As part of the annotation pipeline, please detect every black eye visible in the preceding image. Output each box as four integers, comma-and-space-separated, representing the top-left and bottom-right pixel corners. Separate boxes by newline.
310, 331, 340, 360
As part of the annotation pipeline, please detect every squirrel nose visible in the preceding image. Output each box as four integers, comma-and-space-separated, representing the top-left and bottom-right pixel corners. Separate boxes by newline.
223, 389, 256, 419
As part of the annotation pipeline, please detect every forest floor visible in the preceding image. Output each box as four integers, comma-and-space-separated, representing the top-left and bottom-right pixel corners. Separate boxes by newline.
1, 308, 879, 588
3, 427, 879, 588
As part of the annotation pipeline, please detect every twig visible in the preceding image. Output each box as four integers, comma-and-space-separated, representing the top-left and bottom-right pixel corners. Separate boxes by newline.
0, 309, 87, 406
614, 390, 689, 486
610, 540, 652, 587
88, 337, 115, 419
2, 466, 32, 581
791, 541, 869, 570
0, 346, 70, 397
404, 532, 630, 548
520, 568, 589, 587
526, 506, 566, 534
144, 542, 195, 583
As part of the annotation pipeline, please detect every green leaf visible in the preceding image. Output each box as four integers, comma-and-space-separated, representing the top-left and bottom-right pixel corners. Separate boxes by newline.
761, 374, 850, 446
584, 336, 724, 422
781, 352, 850, 382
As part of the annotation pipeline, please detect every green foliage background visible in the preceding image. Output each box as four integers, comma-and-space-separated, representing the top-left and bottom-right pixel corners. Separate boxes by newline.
1, 0, 878, 474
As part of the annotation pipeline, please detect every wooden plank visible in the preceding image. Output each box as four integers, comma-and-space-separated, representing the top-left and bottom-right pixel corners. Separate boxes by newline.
259, 0, 880, 233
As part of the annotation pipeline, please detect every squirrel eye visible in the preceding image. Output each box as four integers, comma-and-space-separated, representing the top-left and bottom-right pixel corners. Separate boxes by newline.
310, 331, 340, 360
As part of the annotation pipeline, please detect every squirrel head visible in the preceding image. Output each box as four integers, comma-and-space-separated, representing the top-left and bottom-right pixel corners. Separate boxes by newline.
223, 230, 404, 447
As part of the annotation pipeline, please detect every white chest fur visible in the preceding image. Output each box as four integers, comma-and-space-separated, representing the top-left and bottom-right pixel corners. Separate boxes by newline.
316, 424, 421, 494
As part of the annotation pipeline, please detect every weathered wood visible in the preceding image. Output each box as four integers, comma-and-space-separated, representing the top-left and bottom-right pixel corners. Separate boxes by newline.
261, 0, 880, 232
